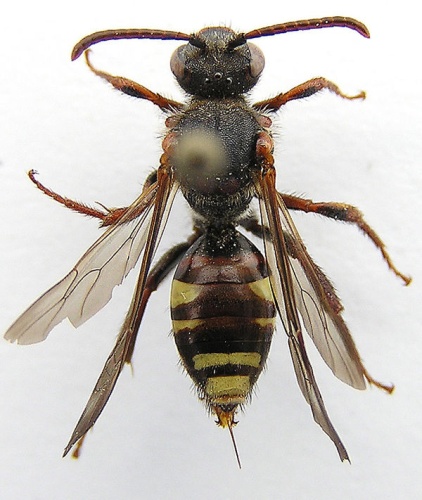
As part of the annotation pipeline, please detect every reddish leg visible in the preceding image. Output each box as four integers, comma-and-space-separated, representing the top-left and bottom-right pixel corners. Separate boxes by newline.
124, 228, 202, 364
28, 170, 155, 226
253, 77, 365, 112
28, 169, 111, 220
281, 193, 411, 285
29, 123, 175, 226
84, 51, 183, 112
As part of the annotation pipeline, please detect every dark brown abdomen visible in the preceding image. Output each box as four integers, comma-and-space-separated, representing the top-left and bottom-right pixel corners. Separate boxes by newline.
170, 228, 275, 419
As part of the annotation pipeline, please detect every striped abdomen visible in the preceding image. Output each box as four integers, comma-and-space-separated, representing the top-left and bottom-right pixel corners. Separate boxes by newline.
170, 227, 275, 427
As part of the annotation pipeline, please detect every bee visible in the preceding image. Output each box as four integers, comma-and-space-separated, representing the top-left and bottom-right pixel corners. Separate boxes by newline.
4, 16, 410, 465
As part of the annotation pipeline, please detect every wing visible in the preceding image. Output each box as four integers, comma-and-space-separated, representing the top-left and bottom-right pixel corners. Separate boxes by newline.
4, 181, 160, 345
276, 194, 393, 393
254, 169, 350, 461
63, 166, 178, 456
276, 190, 369, 389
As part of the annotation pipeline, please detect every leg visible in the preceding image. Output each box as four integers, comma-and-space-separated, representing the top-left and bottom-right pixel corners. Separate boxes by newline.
239, 213, 270, 239
28, 169, 158, 226
253, 77, 365, 112
84, 51, 183, 112
124, 228, 203, 364
28, 169, 110, 220
282, 193, 411, 285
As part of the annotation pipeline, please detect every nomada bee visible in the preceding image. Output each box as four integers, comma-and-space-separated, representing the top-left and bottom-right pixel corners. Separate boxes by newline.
5, 16, 410, 465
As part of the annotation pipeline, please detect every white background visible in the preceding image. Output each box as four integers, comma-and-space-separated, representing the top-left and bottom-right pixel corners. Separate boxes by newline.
1, 0, 421, 499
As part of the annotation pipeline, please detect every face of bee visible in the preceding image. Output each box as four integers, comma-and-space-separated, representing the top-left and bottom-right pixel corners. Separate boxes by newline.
170, 27, 265, 98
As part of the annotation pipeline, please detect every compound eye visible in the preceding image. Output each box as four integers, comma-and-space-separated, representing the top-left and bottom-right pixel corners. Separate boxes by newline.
170, 46, 186, 80
248, 42, 265, 78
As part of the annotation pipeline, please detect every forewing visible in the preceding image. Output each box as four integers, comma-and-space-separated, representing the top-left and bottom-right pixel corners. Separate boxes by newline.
4, 183, 158, 345
254, 170, 349, 461
63, 168, 178, 456
274, 191, 367, 389
62, 322, 130, 456
287, 334, 348, 461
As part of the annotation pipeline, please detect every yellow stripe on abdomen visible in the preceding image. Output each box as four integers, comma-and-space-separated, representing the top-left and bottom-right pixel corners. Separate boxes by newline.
193, 352, 261, 370
171, 279, 203, 307
172, 318, 205, 333
247, 276, 274, 301
205, 375, 250, 402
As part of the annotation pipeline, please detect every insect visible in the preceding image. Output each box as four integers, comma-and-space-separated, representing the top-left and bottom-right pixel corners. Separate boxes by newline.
4, 16, 410, 465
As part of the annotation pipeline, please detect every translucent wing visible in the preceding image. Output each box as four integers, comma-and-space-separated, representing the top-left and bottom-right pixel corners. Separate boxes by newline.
4, 182, 158, 345
63, 167, 178, 456
275, 191, 368, 389
254, 170, 349, 461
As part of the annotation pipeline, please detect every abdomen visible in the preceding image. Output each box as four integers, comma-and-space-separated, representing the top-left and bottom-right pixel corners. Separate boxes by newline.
170, 227, 275, 423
